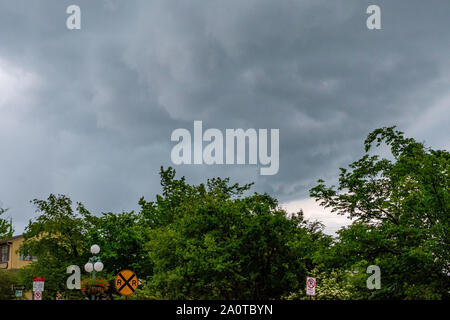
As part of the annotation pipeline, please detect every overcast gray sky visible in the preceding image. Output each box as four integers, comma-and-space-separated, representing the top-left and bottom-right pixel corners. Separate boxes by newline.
0, 0, 449, 235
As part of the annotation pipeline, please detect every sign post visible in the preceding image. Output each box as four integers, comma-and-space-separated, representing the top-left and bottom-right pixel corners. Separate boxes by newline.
306, 276, 316, 297
13, 285, 25, 299
33, 277, 45, 300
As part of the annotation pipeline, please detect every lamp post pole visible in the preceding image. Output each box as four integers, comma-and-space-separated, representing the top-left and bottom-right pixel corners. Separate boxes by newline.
84, 244, 104, 300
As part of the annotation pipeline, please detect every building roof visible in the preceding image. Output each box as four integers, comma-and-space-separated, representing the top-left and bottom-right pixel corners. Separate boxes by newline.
0, 234, 24, 245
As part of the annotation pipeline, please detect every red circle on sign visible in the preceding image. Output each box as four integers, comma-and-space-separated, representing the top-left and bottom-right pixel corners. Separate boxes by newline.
307, 279, 315, 288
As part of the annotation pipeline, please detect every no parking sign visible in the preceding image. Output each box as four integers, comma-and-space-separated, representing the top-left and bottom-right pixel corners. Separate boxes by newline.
306, 277, 316, 296
33, 277, 44, 300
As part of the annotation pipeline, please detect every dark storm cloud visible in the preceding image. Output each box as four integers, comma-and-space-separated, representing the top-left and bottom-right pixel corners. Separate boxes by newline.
0, 0, 449, 233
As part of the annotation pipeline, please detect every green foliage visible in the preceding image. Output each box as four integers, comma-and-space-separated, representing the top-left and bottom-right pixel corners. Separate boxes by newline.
310, 126, 450, 299
141, 167, 320, 299
18, 255, 85, 300
86, 211, 153, 278
19, 194, 94, 300
16, 194, 153, 300
0, 269, 19, 300
0, 207, 13, 239
285, 268, 356, 300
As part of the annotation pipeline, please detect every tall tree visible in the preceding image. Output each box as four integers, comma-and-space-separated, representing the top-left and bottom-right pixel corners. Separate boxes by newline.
310, 127, 450, 299
19, 194, 94, 299
140, 167, 321, 299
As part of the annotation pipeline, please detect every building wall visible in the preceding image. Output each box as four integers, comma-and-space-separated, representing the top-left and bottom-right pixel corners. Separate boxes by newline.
8, 236, 32, 270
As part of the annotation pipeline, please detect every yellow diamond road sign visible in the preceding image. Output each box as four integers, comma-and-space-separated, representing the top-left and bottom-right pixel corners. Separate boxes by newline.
115, 270, 138, 296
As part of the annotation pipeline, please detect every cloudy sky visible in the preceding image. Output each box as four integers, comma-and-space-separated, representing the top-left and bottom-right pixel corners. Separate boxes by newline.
0, 0, 449, 235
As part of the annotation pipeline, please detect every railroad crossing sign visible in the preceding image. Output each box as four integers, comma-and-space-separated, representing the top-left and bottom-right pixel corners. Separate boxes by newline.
115, 270, 139, 296
306, 276, 316, 296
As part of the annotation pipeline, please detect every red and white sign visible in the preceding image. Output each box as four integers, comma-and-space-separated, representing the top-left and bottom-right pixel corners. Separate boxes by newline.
33, 291, 42, 300
33, 277, 45, 292
306, 277, 316, 296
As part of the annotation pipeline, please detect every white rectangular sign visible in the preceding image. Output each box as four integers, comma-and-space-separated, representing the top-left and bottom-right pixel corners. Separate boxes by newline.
33, 277, 45, 292
306, 277, 316, 296
33, 281, 44, 292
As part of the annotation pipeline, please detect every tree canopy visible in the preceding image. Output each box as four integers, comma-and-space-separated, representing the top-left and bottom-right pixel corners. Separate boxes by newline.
4, 126, 448, 300
139, 167, 327, 299
310, 126, 449, 299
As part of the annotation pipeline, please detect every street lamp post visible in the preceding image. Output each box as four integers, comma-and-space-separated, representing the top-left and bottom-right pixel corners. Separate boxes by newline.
84, 244, 104, 300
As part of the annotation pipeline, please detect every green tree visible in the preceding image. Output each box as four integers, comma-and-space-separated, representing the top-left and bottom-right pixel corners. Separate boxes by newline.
0, 207, 13, 239
18, 194, 154, 300
86, 210, 153, 280
19, 194, 94, 300
310, 126, 450, 299
140, 167, 320, 299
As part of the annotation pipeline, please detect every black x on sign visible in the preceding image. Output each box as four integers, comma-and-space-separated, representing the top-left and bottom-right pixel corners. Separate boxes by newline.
115, 270, 139, 296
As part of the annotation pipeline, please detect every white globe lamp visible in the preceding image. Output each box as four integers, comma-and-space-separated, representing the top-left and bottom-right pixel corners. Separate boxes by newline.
90, 244, 100, 255
94, 261, 104, 272
84, 262, 94, 273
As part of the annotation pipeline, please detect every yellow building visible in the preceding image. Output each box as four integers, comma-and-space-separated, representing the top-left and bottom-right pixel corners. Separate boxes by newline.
0, 234, 36, 299
0, 234, 36, 270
